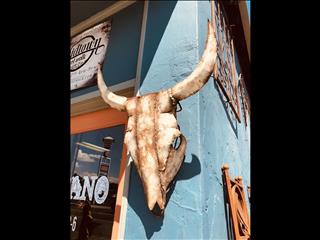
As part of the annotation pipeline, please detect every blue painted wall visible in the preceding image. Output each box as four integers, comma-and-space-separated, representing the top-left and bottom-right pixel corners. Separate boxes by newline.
124, 1, 250, 239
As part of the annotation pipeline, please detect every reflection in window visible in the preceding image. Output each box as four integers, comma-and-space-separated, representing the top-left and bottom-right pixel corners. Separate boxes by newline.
70, 125, 125, 240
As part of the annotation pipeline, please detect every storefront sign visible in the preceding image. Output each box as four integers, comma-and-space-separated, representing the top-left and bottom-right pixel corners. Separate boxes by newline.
70, 21, 112, 91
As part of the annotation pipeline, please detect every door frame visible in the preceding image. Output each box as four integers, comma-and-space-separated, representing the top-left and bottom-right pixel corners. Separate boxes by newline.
71, 107, 128, 240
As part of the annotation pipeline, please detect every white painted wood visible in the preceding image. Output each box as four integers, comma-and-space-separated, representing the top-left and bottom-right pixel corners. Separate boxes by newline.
70, 79, 135, 105
133, 0, 149, 96
117, 1, 149, 239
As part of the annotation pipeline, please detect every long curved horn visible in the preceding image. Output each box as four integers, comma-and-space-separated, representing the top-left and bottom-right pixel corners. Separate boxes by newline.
97, 64, 127, 111
170, 20, 217, 101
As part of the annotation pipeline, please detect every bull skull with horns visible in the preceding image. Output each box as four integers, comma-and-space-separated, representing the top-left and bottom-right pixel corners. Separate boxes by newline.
97, 21, 217, 216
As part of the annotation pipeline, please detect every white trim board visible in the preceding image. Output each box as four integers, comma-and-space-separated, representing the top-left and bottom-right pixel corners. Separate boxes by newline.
70, 79, 135, 105
133, 0, 148, 95
117, 1, 149, 239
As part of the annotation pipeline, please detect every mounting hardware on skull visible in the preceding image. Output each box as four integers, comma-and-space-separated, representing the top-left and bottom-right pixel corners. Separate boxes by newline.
97, 20, 217, 216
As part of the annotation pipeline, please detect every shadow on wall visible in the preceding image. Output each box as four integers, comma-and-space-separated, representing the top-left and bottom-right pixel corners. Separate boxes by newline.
127, 154, 201, 239
126, 1, 198, 238
213, 80, 238, 138
139, 0, 178, 87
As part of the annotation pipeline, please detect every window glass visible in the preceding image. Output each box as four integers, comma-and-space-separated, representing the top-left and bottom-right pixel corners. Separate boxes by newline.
70, 124, 125, 240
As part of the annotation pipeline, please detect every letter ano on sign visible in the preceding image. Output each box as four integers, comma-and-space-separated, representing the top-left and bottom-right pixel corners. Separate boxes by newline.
70, 21, 112, 91
70, 175, 110, 204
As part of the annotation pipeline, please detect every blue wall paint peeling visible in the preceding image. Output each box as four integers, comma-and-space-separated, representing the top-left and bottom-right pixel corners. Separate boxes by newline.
124, 1, 250, 239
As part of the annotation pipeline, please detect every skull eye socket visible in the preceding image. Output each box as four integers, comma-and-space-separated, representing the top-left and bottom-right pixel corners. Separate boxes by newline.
172, 136, 181, 150
171, 125, 182, 150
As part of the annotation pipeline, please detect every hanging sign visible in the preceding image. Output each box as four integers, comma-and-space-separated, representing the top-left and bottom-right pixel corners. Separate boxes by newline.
70, 21, 112, 91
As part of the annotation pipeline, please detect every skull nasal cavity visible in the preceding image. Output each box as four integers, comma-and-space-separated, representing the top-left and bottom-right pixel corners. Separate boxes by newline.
151, 202, 164, 217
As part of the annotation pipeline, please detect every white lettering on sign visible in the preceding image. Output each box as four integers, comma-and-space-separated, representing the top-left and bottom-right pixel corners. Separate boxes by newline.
79, 176, 98, 201
70, 176, 82, 200
70, 175, 109, 204
70, 216, 77, 232
94, 176, 109, 204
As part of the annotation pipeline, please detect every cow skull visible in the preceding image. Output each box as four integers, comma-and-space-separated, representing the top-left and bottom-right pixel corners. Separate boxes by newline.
97, 21, 217, 216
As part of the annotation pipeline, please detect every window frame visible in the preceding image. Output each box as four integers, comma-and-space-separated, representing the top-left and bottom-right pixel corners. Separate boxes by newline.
71, 107, 128, 239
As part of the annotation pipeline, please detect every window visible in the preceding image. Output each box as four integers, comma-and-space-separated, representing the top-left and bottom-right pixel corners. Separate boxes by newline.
70, 108, 128, 240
